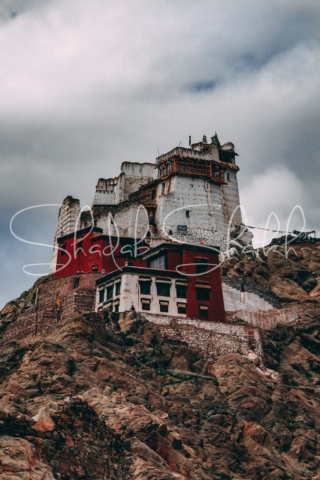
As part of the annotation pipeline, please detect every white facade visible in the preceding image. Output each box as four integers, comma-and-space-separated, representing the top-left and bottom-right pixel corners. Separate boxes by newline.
93, 162, 155, 206
96, 272, 187, 317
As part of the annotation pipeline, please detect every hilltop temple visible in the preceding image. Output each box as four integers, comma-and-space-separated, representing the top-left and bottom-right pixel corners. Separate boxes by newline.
50, 133, 253, 322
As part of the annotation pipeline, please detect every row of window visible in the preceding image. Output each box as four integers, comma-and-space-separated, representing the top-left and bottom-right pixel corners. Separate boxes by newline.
98, 281, 121, 303
140, 279, 211, 301
99, 278, 211, 304
139, 279, 188, 298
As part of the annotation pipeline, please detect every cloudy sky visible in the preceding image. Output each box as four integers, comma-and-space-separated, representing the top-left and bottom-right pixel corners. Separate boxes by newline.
0, 0, 319, 308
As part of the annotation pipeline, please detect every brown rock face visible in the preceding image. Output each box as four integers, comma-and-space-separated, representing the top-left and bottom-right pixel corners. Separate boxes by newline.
0, 238, 319, 479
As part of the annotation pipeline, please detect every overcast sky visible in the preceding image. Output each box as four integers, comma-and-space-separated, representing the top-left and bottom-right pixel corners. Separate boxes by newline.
0, 0, 319, 308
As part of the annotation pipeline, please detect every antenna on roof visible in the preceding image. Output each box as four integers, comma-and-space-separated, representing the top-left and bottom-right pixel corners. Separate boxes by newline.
189, 135, 191, 146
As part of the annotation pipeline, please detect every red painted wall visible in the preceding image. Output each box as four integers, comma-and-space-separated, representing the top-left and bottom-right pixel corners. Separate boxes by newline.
56, 233, 147, 279
55, 232, 225, 322
180, 249, 225, 322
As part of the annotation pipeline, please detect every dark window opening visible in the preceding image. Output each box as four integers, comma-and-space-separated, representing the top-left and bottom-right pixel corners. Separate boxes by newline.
140, 281, 151, 295
156, 283, 171, 297
196, 264, 208, 274
176, 285, 187, 298
177, 303, 187, 314
106, 285, 113, 300
186, 210, 190, 218
99, 289, 104, 303
141, 300, 151, 311
160, 302, 169, 313
195, 258, 209, 275
115, 281, 121, 296
161, 183, 165, 194
226, 173, 231, 181
114, 304, 119, 313
91, 265, 98, 272
73, 276, 80, 289
151, 189, 156, 199
196, 287, 211, 301
199, 306, 209, 318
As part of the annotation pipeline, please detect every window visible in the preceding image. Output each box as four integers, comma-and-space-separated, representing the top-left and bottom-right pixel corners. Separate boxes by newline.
186, 210, 190, 218
72, 276, 79, 289
115, 281, 121, 296
177, 303, 186, 314
91, 265, 98, 272
226, 173, 231, 182
106, 284, 113, 300
141, 299, 151, 311
176, 283, 187, 298
161, 183, 165, 194
199, 305, 209, 318
150, 254, 166, 270
99, 289, 105, 303
196, 284, 211, 301
195, 258, 209, 275
156, 282, 171, 297
159, 301, 169, 313
114, 301, 119, 313
139, 280, 151, 295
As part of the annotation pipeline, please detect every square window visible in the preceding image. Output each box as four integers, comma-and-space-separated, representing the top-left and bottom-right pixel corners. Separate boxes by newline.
159, 302, 169, 313
156, 283, 170, 297
199, 306, 209, 318
140, 281, 151, 295
196, 288, 210, 301
177, 303, 186, 314
196, 264, 208, 274
150, 254, 166, 270
141, 299, 151, 311
176, 285, 187, 298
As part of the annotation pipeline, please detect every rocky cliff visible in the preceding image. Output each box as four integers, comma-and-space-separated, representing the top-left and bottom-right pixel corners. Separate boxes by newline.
0, 238, 319, 479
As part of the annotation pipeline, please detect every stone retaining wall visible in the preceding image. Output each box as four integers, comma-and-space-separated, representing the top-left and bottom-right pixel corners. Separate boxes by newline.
144, 314, 263, 362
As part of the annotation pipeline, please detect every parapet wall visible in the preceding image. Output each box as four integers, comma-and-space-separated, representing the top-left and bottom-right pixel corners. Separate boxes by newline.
222, 283, 274, 312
